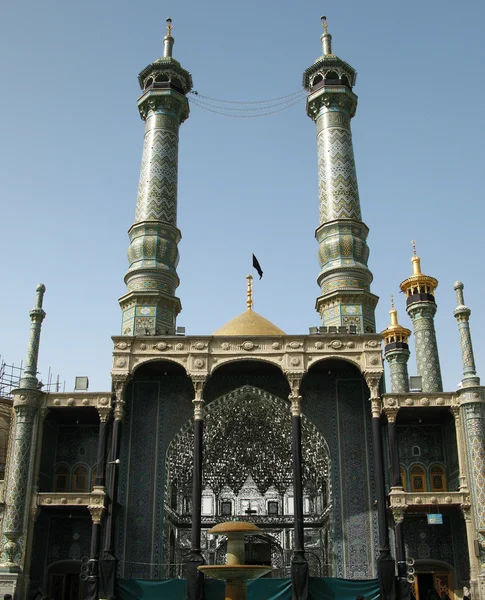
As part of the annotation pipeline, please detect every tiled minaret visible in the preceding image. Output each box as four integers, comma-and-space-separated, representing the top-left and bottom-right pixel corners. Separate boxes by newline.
400, 244, 443, 392
2, 285, 46, 569
303, 17, 378, 333
453, 281, 485, 586
381, 297, 411, 393
119, 19, 193, 336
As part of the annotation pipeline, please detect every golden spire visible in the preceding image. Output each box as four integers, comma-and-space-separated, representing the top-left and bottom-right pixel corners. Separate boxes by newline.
381, 296, 411, 345
166, 17, 173, 36
400, 240, 438, 297
321, 15, 333, 55
246, 274, 253, 312
163, 17, 174, 57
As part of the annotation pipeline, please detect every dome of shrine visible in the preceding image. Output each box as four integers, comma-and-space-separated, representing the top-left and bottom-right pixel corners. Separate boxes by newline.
213, 310, 286, 336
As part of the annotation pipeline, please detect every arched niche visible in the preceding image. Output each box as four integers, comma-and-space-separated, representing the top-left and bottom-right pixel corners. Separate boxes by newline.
203, 358, 290, 405
164, 384, 331, 577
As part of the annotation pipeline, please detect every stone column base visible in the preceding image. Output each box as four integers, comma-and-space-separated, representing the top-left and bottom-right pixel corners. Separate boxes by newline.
0, 571, 20, 597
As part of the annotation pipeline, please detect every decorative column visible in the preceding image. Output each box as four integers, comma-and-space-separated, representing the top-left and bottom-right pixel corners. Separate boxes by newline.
386, 408, 409, 598
186, 376, 206, 600
98, 377, 127, 600
119, 19, 193, 336
303, 17, 378, 333
365, 371, 395, 599
453, 281, 485, 598
1, 284, 46, 570
85, 406, 111, 599
400, 244, 443, 393
381, 298, 411, 394
287, 374, 308, 600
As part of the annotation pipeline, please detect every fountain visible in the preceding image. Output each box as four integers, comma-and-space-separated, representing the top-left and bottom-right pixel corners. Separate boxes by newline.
198, 521, 272, 600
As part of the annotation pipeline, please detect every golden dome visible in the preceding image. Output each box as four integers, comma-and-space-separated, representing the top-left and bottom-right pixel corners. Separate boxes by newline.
213, 310, 286, 336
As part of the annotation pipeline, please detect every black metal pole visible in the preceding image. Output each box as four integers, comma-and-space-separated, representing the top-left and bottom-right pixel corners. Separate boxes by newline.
291, 398, 308, 600
372, 412, 395, 600
186, 416, 205, 600
98, 417, 122, 600
388, 420, 401, 489
372, 415, 390, 557
94, 419, 108, 488
388, 420, 410, 600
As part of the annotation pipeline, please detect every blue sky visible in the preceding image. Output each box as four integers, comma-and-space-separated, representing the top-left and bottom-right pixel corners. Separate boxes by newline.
0, 0, 484, 392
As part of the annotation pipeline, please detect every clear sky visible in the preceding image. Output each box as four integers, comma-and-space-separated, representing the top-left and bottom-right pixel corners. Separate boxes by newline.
0, 0, 484, 393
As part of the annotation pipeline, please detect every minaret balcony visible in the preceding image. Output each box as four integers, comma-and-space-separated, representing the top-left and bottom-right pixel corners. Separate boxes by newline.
389, 488, 469, 510
35, 489, 106, 509
382, 392, 456, 411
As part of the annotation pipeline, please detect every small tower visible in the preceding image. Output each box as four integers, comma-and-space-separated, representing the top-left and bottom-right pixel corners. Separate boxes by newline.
453, 281, 480, 387
119, 19, 193, 336
303, 17, 378, 333
400, 243, 443, 392
381, 297, 411, 393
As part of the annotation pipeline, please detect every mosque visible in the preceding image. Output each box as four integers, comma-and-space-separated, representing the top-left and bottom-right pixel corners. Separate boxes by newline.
0, 16, 484, 600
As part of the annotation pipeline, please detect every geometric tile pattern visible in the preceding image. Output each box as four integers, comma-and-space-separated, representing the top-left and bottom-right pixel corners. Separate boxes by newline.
462, 402, 485, 530
311, 103, 376, 332
122, 90, 189, 336
135, 125, 179, 225
408, 303, 443, 393
317, 120, 362, 223
3, 405, 36, 537
302, 367, 377, 578
385, 350, 410, 393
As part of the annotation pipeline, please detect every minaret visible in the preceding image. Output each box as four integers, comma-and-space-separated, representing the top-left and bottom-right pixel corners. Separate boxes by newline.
119, 19, 193, 336
303, 17, 378, 333
453, 281, 480, 387
2, 285, 46, 567
400, 243, 443, 392
381, 297, 411, 393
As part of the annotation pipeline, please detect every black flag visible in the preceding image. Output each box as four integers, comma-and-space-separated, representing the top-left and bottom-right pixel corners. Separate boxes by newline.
252, 254, 263, 279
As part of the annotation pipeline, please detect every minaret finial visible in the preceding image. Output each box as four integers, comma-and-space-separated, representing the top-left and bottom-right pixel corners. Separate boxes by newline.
390, 294, 394, 309
321, 15, 333, 55
412, 240, 416, 256
246, 275, 253, 312
163, 17, 174, 58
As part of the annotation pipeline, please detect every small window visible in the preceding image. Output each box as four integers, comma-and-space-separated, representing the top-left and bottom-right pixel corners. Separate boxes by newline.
287, 497, 294, 516
312, 74, 323, 87
430, 465, 446, 492
221, 501, 232, 516
303, 497, 311, 514
410, 465, 426, 492
72, 465, 89, 493
183, 497, 191, 514
268, 501, 278, 516
201, 496, 213, 516
412, 446, 421, 457
54, 465, 70, 492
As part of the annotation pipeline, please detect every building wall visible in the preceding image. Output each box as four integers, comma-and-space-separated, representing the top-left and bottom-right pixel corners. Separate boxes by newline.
29, 512, 92, 591
302, 361, 378, 579
116, 371, 194, 578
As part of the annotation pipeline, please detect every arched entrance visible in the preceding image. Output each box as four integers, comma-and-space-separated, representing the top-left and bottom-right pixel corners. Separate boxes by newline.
46, 560, 84, 600
412, 560, 455, 600
164, 385, 331, 577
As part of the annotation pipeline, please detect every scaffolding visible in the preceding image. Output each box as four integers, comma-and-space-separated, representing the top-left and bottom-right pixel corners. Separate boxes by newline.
0, 356, 64, 399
